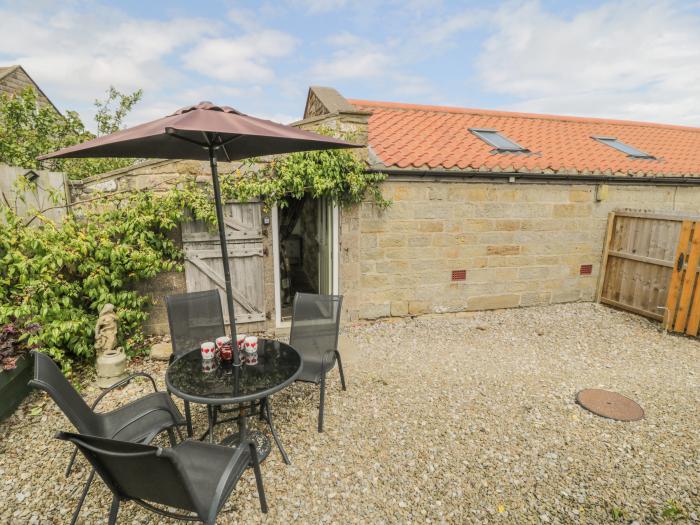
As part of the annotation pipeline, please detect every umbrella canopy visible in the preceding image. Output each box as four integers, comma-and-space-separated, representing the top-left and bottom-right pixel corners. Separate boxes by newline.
38, 101, 362, 367
38, 101, 358, 161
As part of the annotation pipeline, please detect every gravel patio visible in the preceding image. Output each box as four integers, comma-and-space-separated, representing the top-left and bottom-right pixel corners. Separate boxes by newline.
1, 302, 698, 524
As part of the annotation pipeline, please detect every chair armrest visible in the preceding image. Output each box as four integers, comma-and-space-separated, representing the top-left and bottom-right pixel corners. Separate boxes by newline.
91, 372, 159, 410
206, 442, 252, 521
110, 406, 183, 439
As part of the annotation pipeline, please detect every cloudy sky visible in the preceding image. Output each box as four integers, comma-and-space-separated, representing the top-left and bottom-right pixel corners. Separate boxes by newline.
2, 0, 700, 129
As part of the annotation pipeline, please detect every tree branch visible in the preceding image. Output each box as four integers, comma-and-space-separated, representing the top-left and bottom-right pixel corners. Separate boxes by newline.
22, 176, 186, 227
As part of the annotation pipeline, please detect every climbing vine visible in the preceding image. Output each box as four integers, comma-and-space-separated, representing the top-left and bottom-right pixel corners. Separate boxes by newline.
178, 132, 389, 226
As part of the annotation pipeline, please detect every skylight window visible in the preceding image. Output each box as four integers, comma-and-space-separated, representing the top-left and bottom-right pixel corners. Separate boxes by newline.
470, 129, 528, 152
592, 136, 655, 159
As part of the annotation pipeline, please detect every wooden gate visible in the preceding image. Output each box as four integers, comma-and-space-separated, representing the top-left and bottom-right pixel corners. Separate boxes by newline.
182, 202, 265, 325
664, 220, 700, 336
597, 211, 700, 336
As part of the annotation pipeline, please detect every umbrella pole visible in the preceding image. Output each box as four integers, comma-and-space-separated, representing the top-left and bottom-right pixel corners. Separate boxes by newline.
208, 147, 240, 365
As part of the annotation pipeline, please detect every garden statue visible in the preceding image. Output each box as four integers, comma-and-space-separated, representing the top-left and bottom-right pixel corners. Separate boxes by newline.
95, 304, 118, 357
94, 304, 127, 388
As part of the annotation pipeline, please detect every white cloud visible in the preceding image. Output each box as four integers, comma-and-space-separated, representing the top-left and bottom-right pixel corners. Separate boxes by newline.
476, 0, 700, 124
182, 30, 298, 84
0, 4, 212, 103
288, 0, 348, 14
421, 9, 486, 46
310, 49, 391, 80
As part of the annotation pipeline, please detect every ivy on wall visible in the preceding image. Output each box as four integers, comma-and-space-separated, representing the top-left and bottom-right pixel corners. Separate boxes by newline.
180, 133, 389, 226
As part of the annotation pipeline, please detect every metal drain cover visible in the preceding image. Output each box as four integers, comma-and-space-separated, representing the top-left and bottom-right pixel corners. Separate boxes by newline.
576, 389, 644, 421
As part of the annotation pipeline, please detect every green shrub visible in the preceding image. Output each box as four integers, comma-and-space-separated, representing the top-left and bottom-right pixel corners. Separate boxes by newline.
0, 191, 183, 371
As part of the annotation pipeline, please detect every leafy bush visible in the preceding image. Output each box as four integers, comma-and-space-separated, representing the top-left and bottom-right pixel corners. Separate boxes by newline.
0, 319, 40, 371
0, 191, 183, 371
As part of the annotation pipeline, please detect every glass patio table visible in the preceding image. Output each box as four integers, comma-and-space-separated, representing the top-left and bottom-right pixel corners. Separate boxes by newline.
165, 338, 302, 462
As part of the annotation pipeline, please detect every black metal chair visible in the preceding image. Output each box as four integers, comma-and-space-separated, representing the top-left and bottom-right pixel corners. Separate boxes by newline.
165, 289, 226, 361
56, 431, 268, 524
166, 289, 226, 437
289, 292, 346, 432
28, 351, 185, 525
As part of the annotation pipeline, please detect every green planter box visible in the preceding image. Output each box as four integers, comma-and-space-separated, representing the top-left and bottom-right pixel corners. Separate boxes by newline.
0, 355, 33, 421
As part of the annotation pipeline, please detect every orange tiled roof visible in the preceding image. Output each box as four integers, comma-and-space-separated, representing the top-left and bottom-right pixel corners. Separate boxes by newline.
348, 99, 700, 178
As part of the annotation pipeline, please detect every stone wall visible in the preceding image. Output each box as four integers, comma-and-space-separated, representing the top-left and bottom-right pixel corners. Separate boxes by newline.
0, 66, 54, 109
338, 179, 700, 320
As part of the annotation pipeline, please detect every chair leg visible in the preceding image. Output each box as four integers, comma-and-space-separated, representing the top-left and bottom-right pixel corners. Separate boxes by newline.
206, 405, 215, 443
249, 443, 269, 513
167, 428, 177, 446
318, 375, 326, 433
335, 350, 347, 391
69, 468, 95, 525
184, 400, 193, 438
264, 398, 291, 465
65, 448, 79, 477
259, 398, 266, 421
108, 495, 120, 525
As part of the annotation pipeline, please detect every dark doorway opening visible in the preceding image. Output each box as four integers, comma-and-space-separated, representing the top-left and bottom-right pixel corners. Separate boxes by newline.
277, 196, 333, 320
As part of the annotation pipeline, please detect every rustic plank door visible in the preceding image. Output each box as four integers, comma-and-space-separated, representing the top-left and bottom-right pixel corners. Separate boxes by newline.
598, 211, 700, 336
182, 202, 265, 325
665, 220, 700, 336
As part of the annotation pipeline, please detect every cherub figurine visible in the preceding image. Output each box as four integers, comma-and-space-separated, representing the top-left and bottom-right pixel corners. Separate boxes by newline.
94, 303, 118, 357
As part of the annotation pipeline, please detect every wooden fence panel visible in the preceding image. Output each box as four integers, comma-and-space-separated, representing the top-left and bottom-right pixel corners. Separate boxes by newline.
598, 211, 700, 336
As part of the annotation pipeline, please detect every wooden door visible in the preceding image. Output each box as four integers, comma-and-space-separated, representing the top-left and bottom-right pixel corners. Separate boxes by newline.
664, 221, 700, 336
182, 202, 265, 325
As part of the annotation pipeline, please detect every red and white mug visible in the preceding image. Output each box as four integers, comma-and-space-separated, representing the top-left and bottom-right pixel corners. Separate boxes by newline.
200, 341, 216, 360
244, 336, 258, 354
215, 336, 230, 350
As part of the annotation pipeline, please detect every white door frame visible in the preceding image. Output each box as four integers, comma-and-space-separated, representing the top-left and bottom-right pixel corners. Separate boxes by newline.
272, 202, 340, 328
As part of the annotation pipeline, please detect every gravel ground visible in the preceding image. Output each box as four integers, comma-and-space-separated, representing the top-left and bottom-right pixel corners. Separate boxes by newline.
1, 303, 698, 524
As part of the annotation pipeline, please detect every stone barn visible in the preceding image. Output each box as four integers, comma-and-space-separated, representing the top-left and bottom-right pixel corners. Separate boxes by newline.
72, 87, 700, 334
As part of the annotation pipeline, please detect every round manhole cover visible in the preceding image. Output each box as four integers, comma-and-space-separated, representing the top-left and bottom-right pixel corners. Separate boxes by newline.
576, 389, 644, 421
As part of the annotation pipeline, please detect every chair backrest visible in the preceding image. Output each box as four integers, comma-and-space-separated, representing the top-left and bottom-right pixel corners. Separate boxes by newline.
55, 431, 201, 515
166, 290, 226, 359
289, 293, 343, 362
28, 351, 100, 435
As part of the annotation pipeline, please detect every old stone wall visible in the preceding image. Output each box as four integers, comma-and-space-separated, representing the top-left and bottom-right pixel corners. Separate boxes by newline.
0, 66, 53, 108
339, 179, 700, 320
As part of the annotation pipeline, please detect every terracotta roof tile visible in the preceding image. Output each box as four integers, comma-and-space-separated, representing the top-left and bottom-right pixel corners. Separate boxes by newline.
348, 99, 700, 177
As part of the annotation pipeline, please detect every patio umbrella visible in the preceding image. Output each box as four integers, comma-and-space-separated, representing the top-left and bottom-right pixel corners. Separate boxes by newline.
39, 101, 360, 364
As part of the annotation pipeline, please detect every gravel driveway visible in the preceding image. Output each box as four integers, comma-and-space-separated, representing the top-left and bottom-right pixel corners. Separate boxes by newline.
1, 303, 698, 524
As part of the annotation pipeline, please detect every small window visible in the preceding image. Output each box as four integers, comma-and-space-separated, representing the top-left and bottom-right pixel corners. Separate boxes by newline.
592, 136, 655, 159
470, 128, 528, 152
